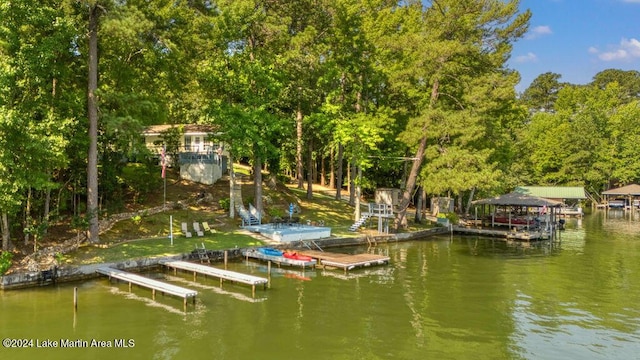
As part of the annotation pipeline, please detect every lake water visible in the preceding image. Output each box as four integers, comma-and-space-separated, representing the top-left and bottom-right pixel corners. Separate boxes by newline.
1, 211, 640, 360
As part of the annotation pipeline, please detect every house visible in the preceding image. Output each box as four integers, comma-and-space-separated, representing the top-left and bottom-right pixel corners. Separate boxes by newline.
142, 124, 228, 185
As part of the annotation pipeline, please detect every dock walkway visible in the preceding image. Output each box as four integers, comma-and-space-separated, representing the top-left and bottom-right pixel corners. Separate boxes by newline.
242, 249, 317, 268
96, 267, 197, 309
298, 250, 390, 272
160, 260, 268, 297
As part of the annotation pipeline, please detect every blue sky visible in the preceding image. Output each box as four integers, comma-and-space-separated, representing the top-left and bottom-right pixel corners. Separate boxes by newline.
508, 0, 640, 93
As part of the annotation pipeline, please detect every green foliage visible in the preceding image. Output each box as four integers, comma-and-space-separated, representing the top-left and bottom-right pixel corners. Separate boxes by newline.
0, 251, 13, 275
219, 198, 230, 211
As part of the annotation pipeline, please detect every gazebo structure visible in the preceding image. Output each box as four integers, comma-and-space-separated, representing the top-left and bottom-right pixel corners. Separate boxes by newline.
470, 191, 564, 240
601, 184, 640, 209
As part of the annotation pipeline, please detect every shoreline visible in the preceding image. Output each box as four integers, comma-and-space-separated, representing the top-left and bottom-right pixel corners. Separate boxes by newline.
0, 227, 448, 290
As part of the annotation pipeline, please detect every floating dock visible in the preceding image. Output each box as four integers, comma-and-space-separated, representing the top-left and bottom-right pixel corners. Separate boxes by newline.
96, 267, 197, 310
242, 249, 317, 268
160, 260, 268, 298
297, 250, 390, 272
454, 226, 551, 241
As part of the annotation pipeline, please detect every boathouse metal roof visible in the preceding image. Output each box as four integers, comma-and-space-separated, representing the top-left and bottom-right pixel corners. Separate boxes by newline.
602, 184, 640, 196
515, 186, 587, 199
472, 192, 563, 207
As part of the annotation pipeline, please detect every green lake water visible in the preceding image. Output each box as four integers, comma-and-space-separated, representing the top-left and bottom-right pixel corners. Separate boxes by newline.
1, 211, 640, 360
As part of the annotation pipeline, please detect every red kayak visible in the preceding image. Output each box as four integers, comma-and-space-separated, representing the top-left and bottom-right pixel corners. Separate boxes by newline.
283, 251, 313, 262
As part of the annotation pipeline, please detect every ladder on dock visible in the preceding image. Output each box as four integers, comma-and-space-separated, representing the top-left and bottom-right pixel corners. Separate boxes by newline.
96, 267, 197, 310
160, 260, 268, 298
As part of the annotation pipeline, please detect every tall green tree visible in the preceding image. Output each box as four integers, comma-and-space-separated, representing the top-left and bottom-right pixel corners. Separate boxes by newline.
392, 0, 530, 227
520, 72, 564, 112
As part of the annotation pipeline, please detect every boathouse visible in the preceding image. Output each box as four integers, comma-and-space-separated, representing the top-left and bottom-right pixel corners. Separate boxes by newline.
465, 191, 564, 240
515, 186, 587, 216
601, 184, 640, 209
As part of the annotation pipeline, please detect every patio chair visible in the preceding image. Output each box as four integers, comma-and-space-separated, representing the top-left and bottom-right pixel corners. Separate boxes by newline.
181, 222, 192, 238
193, 222, 204, 237
202, 221, 216, 234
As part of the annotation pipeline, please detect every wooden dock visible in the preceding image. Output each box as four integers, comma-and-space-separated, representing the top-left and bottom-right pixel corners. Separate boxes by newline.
96, 267, 197, 310
242, 249, 317, 268
297, 250, 390, 272
454, 226, 551, 241
160, 260, 268, 297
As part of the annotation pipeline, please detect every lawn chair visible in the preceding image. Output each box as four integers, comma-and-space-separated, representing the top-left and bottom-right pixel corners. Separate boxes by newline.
193, 222, 204, 237
181, 222, 192, 238
202, 221, 216, 234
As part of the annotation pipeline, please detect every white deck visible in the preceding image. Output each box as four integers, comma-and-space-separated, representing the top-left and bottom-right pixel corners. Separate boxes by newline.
244, 224, 331, 242
160, 260, 268, 286
96, 267, 198, 299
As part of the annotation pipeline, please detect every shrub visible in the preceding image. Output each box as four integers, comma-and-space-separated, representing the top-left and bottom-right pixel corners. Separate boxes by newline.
0, 251, 13, 275
219, 198, 230, 211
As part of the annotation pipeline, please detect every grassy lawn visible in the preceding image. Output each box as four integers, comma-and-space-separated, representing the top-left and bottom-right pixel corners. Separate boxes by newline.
63, 231, 264, 265
56, 179, 434, 267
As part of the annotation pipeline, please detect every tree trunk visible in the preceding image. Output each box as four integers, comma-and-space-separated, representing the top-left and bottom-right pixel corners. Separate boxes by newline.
320, 156, 326, 187
395, 78, 439, 229
228, 152, 236, 219
335, 143, 344, 200
1, 212, 10, 250
465, 187, 476, 216
24, 187, 31, 245
296, 105, 304, 189
253, 156, 263, 213
87, 4, 100, 243
329, 147, 335, 189
395, 135, 428, 229
414, 186, 423, 223
354, 166, 362, 221
306, 139, 313, 200
349, 160, 356, 206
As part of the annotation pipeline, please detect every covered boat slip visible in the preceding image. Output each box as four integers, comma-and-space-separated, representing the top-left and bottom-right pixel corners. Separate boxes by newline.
96, 267, 197, 309
469, 191, 564, 241
160, 260, 268, 298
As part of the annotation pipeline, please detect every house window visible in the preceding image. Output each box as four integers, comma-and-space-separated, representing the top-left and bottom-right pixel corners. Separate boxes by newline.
184, 136, 191, 152
194, 136, 201, 152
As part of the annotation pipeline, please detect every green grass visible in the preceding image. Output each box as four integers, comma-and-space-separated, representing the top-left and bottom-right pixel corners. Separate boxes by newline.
57, 180, 434, 267
64, 231, 264, 265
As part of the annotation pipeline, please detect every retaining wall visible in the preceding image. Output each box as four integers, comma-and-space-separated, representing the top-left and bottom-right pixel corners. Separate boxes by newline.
1, 227, 448, 290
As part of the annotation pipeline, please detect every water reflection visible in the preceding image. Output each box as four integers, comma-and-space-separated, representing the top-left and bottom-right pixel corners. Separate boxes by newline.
458, 237, 561, 258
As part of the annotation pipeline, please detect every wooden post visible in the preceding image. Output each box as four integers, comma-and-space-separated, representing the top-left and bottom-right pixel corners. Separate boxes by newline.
252, 285, 256, 298
224, 250, 228, 269
128, 282, 132, 292
73, 287, 78, 311
193, 271, 197, 281
152, 289, 156, 300
267, 261, 272, 288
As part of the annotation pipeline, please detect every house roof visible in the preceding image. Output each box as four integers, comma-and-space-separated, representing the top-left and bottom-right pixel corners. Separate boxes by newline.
602, 184, 640, 196
515, 186, 586, 199
142, 124, 218, 136
472, 192, 564, 207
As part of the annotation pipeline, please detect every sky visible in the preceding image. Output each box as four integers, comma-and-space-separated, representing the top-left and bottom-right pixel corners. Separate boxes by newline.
507, 0, 640, 93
